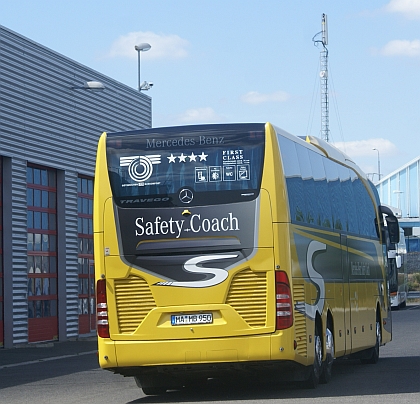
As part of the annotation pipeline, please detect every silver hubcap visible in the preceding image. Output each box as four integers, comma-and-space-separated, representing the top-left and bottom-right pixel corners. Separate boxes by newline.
315, 334, 322, 367
325, 327, 334, 365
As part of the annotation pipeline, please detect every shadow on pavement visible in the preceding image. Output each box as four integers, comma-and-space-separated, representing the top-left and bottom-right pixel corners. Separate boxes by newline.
0, 340, 98, 389
126, 356, 420, 403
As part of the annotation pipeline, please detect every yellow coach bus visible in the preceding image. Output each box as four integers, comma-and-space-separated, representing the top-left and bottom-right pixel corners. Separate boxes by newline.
94, 123, 399, 394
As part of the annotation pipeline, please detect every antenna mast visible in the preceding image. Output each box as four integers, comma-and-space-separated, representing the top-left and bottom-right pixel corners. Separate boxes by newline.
313, 14, 329, 142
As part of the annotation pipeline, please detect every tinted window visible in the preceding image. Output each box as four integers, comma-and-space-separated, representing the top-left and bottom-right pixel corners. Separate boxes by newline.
324, 159, 346, 230
340, 166, 359, 234
279, 136, 306, 222
278, 134, 378, 238
309, 151, 332, 228
106, 124, 265, 207
352, 176, 377, 237
296, 145, 316, 224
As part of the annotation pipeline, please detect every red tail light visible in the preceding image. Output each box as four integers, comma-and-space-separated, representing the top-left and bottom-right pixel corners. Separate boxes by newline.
275, 271, 293, 329
96, 279, 110, 338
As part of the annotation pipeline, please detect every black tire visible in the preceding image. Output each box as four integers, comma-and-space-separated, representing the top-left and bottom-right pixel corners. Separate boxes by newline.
142, 386, 167, 396
303, 322, 322, 389
361, 313, 381, 364
135, 375, 168, 396
320, 324, 334, 384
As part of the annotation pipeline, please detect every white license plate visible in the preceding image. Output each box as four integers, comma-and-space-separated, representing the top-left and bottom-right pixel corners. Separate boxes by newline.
171, 313, 213, 326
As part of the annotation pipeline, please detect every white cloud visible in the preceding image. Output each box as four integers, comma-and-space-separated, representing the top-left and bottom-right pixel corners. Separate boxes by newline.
175, 107, 224, 125
385, 0, 420, 19
240, 91, 290, 105
332, 138, 398, 179
332, 138, 396, 158
107, 31, 189, 60
379, 39, 420, 57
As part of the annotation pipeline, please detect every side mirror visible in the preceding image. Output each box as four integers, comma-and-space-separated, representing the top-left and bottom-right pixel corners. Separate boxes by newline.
379, 205, 400, 245
387, 218, 400, 244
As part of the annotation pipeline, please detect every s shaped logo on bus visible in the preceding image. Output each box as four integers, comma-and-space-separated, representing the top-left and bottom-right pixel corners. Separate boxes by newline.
295, 240, 326, 320
120, 155, 161, 183
155, 254, 238, 288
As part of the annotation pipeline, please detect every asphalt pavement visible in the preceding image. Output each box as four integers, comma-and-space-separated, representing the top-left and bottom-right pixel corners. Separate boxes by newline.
0, 336, 98, 370
1, 298, 419, 370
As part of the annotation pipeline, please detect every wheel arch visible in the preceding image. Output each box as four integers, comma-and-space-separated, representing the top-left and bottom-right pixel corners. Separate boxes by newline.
323, 309, 334, 359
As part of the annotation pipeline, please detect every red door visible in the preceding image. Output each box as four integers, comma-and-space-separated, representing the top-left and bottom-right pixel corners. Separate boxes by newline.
27, 165, 59, 343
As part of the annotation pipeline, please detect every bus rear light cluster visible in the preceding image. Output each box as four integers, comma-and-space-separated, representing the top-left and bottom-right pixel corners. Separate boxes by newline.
275, 271, 293, 330
96, 279, 110, 338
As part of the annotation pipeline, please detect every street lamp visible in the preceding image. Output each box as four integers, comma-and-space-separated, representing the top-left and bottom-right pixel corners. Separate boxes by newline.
135, 43, 151, 91
373, 148, 381, 181
71, 81, 105, 91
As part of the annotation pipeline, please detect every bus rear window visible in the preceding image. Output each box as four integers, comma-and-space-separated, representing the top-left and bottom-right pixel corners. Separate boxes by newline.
106, 124, 265, 207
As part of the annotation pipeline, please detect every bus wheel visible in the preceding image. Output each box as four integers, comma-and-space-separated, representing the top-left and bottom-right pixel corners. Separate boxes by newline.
135, 375, 167, 396
361, 313, 381, 364
320, 324, 334, 384
303, 323, 322, 388
142, 386, 167, 396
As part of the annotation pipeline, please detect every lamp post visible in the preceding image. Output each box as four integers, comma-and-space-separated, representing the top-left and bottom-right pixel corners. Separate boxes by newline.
135, 43, 151, 91
393, 190, 403, 213
373, 148, 381, 181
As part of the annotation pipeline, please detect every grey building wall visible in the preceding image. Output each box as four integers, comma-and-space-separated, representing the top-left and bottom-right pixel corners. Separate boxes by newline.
0, 24, 151, 172
0, 25, 152, 347
60, 170, 79, 340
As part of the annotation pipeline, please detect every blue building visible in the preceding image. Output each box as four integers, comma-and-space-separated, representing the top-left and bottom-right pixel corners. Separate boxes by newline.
0, 25, 152, 348
376, 156, 420, 253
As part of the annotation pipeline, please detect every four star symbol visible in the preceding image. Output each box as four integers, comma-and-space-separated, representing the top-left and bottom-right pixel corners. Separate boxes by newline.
167, 152, 208, 163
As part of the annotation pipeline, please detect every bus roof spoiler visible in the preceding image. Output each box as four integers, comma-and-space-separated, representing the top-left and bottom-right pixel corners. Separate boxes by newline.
303, 135, 366, 180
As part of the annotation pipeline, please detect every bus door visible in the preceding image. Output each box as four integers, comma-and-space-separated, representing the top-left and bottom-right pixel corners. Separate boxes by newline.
340, 234, 352, 355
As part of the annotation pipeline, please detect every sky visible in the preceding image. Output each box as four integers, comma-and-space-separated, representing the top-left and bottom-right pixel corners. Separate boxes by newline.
1, 0, 420, 180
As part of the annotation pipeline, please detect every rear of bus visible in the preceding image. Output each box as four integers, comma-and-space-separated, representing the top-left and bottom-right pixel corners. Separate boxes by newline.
94, 123, 300, 391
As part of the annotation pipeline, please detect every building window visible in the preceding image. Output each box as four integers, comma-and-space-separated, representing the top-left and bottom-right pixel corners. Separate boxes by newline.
27, 166, 58, 324
77, 176, 95, 333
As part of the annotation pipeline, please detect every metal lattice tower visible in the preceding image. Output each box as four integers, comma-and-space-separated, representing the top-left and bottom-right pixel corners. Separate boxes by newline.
320, 47, 329, 142
313, 14, 329, 142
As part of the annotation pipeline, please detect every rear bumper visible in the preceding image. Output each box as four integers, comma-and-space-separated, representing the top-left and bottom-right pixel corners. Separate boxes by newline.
106, 359, 312, 383
98, 330, 309, 376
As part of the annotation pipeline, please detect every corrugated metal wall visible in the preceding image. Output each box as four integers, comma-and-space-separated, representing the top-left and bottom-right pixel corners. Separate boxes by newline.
0, 24, 152, 346
0, 24, 151, 173
377, 158, 420, 219
9, 158, 29, 344
62, 171, 79, 339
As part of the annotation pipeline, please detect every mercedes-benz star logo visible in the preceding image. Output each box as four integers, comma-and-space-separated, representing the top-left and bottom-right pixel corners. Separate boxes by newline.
179, 188, 194, 204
